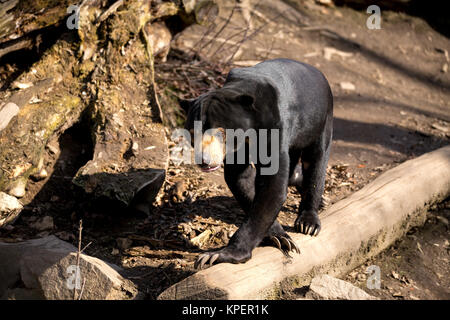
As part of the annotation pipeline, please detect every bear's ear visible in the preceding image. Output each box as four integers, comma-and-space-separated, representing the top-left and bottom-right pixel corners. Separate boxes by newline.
179, 99, 194, 113
236, 94, 254, 108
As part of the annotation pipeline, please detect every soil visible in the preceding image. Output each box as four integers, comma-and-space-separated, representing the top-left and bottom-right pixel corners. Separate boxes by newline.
0, 0, 449, 299
342, 201, 450, 300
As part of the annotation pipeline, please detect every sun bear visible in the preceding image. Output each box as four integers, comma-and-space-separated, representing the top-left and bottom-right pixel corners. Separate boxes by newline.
180, 58, 333, 268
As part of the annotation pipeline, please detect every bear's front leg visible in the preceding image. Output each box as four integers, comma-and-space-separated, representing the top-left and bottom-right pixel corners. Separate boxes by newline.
294, 125, 332, 236
195, 154, 289, 269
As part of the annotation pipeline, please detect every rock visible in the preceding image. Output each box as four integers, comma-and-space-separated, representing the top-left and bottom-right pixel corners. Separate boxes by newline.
31, 216, 54, 231
340, 81, 356, 91
306, 274, 377, 300
0, 102, 20, 132
6, 178, 27, 198
0, 236, 137, 300
31, 168, 48, 181
144, 22, 172, 62
316, 0, 333, 6
0, 192, 23, 227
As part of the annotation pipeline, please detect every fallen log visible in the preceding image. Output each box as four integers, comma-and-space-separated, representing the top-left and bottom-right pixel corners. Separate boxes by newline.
158, 145, 450, 300
0, 0, 73, 48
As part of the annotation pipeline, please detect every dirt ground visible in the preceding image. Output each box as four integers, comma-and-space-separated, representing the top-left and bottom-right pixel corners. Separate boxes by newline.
342, 201, 450, 300
0, 1, 449, 299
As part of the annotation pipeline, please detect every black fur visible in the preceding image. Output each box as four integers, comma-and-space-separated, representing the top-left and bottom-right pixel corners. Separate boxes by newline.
182, 58, 333, 268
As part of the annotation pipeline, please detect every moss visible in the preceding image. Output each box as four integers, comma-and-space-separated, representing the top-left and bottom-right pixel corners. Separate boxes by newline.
0, 93, 83, 191
15, 0, 73, 29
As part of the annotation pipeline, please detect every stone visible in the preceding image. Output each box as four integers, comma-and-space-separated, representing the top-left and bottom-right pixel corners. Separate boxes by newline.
144, 22, 172, 62
31, 168, 48, 181
0, 192, 23, 227
0, 102, 20, 132
306, 274, 377, 300
0, 236, 137, 300
340, 81, 356, 91
316, 0, 333, 7
31, 216, 54, 231
6, 178, 27, 198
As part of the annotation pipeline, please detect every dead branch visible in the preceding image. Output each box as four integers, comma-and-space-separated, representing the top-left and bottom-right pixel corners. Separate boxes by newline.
96, 0, 124, 23
73, 219, 83, 300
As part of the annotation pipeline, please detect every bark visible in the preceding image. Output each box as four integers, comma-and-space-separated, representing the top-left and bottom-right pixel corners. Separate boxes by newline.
71, 0, 173, 211
0, 0, 73, 57
0, 0, 215, 220
0, 36, 89, 197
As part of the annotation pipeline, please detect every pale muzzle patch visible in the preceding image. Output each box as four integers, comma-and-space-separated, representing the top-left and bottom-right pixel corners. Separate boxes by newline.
201, 127, 225, 172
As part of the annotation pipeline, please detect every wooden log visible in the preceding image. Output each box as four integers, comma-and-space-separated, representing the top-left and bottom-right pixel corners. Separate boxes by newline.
158, 145, 450, 300
0, 0, 72, 43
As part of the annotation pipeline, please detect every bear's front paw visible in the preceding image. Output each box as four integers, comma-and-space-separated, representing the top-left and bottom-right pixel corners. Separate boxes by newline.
194, 247, 252, 269
295, 211, 321, 236
268, 234, 300, 256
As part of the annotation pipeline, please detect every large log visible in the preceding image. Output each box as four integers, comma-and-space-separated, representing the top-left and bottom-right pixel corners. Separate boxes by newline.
0, 0, 72, 42
158, 145, 450, 299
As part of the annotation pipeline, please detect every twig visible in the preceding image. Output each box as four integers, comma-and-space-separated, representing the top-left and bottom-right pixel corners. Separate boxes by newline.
96, 0, 124, 24
78, 278, 86, 300
80, 241, 92, 253
193, 1, 238, 54
209, 27, 253, 58
225, 8, 285, 65
0, 37, 34, 60
73, 219, 83, 300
